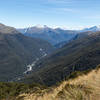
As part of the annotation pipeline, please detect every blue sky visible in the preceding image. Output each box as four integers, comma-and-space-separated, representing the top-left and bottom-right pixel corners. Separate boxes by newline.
0, 0, 100, 29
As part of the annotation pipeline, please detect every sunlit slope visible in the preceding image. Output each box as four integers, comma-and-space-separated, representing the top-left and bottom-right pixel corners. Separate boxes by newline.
18, 66, 100, 100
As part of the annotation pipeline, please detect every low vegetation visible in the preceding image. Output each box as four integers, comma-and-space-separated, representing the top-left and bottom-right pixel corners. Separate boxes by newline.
0, 82, 47, 100
0, 65, 100, 100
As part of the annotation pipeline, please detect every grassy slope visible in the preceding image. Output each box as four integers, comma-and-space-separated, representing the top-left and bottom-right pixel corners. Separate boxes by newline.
17, 65, 100, 100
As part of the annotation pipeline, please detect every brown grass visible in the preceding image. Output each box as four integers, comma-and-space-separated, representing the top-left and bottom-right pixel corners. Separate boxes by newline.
17, 68, 100, 100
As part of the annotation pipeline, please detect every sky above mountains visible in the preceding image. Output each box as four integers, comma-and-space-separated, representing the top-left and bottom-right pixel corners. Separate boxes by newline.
0, 0, 100, 29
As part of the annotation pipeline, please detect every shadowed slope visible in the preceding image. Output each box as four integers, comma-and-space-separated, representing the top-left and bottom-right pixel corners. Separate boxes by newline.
0, 24, 54, 81
22, 31, 100, 85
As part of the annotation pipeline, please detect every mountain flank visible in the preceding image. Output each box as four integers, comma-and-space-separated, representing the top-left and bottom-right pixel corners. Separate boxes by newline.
21, 31, 100, 86
0, 23, 54, 81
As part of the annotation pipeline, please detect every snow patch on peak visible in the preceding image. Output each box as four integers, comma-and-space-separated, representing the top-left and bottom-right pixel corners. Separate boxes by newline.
35, 24, 48, 29
96, 25, 100, 29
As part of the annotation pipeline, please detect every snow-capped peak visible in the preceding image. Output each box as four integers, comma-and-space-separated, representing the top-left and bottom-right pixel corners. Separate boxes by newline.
35, 24, 48, 29
96, 25, 100, 29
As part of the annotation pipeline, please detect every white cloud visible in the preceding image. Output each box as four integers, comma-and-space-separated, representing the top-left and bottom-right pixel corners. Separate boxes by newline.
83, 15, 100, 19
40, 7, 77, 14
44, 0, 73, 4
41, 0, 76, 14
57, 8, 77, 13
42, 0, 73, 4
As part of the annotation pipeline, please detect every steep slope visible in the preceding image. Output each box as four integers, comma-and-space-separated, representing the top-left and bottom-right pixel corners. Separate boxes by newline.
0, 24, 54, 81
17, 65, 100, 100
18, 26, 77, 46
22, 31, 100, 86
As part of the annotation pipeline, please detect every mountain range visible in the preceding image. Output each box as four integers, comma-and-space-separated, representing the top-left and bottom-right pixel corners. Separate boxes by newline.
1, 23, 100, 83
81, 25, 100, 32
18, 26, 78, 47
1, 23, 100, 99
18, 25, 100, 48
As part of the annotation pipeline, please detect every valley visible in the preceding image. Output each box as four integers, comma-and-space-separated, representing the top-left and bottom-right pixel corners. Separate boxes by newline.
0, 23, 100, 100
0, 23, 54, 82
1, 0, 100, 99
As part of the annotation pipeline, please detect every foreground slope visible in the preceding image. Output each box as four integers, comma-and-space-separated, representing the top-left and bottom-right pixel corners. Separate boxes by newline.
22, 31, 100, 85
1, 65, 100, 100
0, 23, 54, 81
17, 65, 100, 100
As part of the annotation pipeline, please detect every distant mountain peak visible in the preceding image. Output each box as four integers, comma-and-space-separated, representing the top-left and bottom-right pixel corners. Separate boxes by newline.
35, 24, 48, 29
96, 25, 100, 29
0, 23, 6, 27
82, 25, 100, 32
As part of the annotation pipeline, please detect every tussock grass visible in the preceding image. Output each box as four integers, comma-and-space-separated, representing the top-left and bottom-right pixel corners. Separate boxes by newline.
17, 66, 100, 100
56, 84, 92, 100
